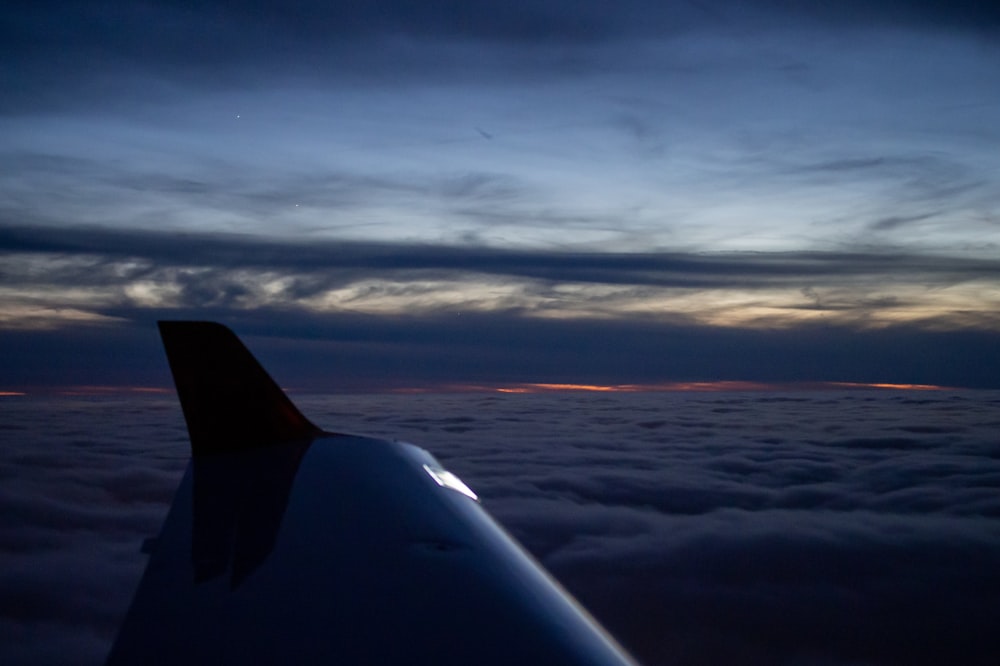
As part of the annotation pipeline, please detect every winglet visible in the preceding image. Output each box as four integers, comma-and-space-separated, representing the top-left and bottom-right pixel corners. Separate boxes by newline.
158, 321, 322, 455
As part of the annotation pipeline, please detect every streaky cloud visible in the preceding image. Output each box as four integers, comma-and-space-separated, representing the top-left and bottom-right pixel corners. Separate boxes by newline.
3, 223, 999, 289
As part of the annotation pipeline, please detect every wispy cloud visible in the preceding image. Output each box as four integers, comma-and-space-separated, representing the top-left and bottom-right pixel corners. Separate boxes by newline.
2, 224, 999, 333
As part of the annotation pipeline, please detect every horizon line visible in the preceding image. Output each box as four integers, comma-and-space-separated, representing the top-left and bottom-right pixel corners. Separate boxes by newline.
0, 380, 962, 397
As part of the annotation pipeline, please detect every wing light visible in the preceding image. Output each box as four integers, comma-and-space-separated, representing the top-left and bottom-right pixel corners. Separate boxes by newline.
422, 463, 479, 501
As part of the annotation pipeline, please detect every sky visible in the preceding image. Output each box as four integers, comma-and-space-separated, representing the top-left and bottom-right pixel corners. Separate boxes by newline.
2, 0, 1000, 390
4, 7, 1000, 662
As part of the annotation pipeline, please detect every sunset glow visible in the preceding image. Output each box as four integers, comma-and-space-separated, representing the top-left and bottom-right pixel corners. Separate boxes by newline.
495, 381, 784, 393
390, 381, 954, 394
827, 382, 947, 391
50, 386, 174, 396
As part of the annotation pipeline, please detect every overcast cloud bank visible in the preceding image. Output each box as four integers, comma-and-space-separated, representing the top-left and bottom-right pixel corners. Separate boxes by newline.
2, 390, 999, 665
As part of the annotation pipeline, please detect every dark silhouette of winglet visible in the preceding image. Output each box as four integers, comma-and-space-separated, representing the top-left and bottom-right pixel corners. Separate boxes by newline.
157, 321, 322, 455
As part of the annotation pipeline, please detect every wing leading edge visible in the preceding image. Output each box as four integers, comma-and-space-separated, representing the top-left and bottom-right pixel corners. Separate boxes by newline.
106, 321, 637, 665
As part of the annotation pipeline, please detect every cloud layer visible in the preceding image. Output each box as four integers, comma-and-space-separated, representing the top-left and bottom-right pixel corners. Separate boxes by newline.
3, 390, 1000, 664
3, 223, 999, 390
2, 223, 999, 330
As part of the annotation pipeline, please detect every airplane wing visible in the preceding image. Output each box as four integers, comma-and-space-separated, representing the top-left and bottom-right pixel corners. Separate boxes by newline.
106, 321, 638, 665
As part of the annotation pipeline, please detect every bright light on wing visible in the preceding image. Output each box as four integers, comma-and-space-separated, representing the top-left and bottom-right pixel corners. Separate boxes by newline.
422, 463, 479, 501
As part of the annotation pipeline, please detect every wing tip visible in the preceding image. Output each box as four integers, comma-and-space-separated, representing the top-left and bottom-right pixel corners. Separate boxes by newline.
158, 320, 322, 455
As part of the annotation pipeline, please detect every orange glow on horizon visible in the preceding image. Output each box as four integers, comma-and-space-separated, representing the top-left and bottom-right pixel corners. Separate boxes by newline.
496, 381, 780, 393
509, 383, 623, 392
391, 380, 955, 394
52, 385, 173, 396
827, 382, 947, 391
19, 382, 953, 397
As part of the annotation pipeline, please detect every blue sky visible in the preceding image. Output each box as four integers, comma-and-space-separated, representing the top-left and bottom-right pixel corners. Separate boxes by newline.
2, 1, 1000, 389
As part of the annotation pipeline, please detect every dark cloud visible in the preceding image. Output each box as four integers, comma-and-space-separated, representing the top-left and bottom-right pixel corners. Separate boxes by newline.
0, 1, 679, 111
4, 0, 1000, 113
0, 398, 186, 665
4, 390, 1000, 664
2, 223, 999, 291
812, 0, 1000, 30
8, 1, 1000, 56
